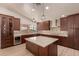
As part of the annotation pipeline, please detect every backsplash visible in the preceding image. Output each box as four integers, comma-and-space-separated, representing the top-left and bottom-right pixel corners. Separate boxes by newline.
50, 27, 60, 31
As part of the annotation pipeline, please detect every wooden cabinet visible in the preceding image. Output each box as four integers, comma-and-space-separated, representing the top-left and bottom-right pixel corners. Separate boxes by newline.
48, 44, 57, 56
74, 28, 79, 50
39, 47, 48, 56
21, 35, 27, 43
74, 14, 79, 50
67, 28, 75, 48
56, 37, 68, 47
26, 41, 38, 55
13, 18, 20, 30
60, 15, 75, 48
60, 13, 79, 50
67, 16, 75, 48
0, 15, 14, 48
60, 17, 68, 31
67, 16, 74, 28
37, 21, 50, 31
67, 14, 79, 49
74, 15, 79, 28
26, 40, 57, 56
0, 14, 21, 48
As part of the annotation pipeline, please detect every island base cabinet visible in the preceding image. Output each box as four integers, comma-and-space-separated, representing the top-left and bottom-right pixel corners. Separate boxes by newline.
48, 44, 57, 56
26, 41, 57, 56
39, 44, 57, 56
39, 47, 48, 56
26, 41, 39, 55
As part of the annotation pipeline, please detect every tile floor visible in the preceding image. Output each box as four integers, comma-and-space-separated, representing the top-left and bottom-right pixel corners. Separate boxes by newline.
0, 44, 79, 56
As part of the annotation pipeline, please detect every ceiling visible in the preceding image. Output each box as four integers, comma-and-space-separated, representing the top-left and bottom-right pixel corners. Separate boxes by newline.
0, 3, 79, 22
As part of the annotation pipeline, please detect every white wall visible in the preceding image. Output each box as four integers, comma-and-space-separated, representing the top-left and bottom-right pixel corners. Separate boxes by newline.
0, 7, 33, 30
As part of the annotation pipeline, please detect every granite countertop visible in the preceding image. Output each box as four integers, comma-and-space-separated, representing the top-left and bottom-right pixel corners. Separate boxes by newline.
14, 30, 68, 37
14, 31, 37, 37
25, 36, 58, 48
38, 30, 68, 37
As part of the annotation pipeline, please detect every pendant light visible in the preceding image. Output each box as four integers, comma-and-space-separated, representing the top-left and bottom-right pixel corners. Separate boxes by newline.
41, 3, 46, 20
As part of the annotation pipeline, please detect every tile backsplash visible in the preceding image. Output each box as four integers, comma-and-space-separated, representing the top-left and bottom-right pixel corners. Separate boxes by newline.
50, 27, 60, 31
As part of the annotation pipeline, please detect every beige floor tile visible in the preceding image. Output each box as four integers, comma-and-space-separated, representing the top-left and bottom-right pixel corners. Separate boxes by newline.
0, 44, 33, 56
0, 44, 79, 56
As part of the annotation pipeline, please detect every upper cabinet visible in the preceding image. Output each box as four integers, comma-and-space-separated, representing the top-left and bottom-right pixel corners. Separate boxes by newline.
37, 21, 50, 31
74, 14, 79, 28
60, 17, 68, 31
13, 18, 20, 30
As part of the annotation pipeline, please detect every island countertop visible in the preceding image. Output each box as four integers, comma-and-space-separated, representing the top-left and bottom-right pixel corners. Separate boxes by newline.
25, 36, 58, 48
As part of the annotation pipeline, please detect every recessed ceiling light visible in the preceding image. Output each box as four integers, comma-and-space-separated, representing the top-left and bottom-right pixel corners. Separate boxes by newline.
32, 9, 35, 11
45, 6, 49, 10
61, 15, 65, 17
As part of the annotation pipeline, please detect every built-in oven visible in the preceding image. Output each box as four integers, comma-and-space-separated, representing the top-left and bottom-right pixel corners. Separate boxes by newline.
14, 36, 21, 45
14, 31, 21, 45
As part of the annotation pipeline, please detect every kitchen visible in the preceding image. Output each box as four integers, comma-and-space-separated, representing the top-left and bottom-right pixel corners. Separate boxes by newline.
0, 3, 79, 56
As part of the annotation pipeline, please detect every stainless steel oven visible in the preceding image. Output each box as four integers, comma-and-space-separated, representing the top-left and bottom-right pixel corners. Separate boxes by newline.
14, 31, 21, 45
14, 36, 21, 45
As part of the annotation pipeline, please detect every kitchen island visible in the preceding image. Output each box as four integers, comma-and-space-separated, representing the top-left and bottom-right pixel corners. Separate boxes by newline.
25, 36, 58, 56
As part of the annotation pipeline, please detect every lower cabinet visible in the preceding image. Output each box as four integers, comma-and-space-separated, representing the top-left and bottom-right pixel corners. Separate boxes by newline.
1, 36, 14, 48
57, 28, 79, 50
74, 28, 79, 50
55, 37, 69, 47
21, 35, 27, 43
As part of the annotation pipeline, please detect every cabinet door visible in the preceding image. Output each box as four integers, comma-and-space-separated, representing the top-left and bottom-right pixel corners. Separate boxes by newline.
48, 44, 57, 56
1, 16, 8, 48
67, 16, 75, 48
74, 28, 79, 50
39, 47, 48, 56
1, 16, 14, 48
37, 21, 50, 30
21, 35, 27, 43
26, 41, 38, 55
67, 28, 75, 48
8, 17, 14, 46
73, 14, 79, 50
13, 18, 20, 30
67, 15, 74, 28
60, 17, 68, 31
44, 21, 50, 30
74, 14, 79, 28
58, 37, 69, 47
